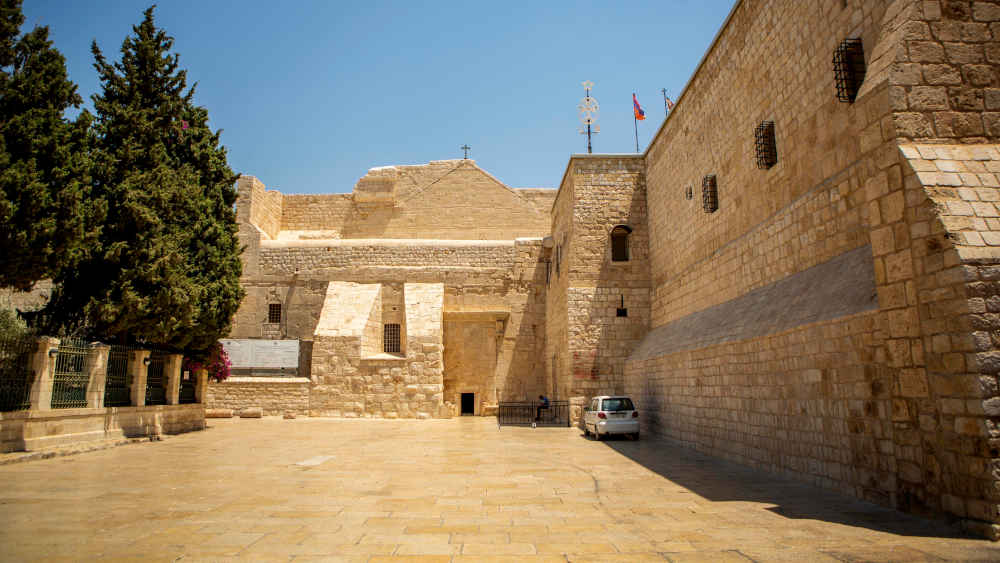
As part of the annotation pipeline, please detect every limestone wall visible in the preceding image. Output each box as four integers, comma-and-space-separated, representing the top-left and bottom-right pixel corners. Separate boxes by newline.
204, 378, 311, 416
258, 240, 518, 275
273, 160, 554, 240
625, 0, 1000, 536
309, 283, 448, 418
545, 173, 573, 401
558, 156, 651, 404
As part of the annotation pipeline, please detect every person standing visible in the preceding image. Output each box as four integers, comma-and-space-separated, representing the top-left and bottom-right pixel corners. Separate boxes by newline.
536, 394, 550, 421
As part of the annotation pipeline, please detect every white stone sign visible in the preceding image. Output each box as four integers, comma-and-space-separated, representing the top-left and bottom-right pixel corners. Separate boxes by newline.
221, 339, 299, 369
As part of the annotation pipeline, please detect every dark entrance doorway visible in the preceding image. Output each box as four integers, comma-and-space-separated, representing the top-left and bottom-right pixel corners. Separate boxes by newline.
461, 393, 475, 415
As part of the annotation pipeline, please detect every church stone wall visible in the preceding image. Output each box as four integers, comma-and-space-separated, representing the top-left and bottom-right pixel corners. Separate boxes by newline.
552, 156, 650, 414
274, 160, 554, 240
625, 0, 1000, 536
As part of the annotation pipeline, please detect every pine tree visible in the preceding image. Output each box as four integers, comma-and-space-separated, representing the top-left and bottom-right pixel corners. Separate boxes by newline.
0, 0, 99, 291
46, 6, 243, 352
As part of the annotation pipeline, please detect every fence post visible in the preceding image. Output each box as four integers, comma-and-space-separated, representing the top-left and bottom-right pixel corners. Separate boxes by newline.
164, 354, 182, 405
28, 337, 59, 411
87, 343, 111, 409
129, 350, 150, 407
195, 368, 209, 404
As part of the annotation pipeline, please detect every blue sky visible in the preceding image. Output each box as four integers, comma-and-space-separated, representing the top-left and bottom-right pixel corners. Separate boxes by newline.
23, 1, 737, 194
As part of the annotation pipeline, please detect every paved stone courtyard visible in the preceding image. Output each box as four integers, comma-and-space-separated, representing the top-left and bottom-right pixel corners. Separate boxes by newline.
1, 418, 999, 562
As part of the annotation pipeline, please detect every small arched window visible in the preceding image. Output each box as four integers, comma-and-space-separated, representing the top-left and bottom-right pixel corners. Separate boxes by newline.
611, 225, 632, 262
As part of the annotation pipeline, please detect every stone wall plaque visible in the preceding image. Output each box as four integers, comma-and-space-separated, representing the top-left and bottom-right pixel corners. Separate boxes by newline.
221, 339, 300, 369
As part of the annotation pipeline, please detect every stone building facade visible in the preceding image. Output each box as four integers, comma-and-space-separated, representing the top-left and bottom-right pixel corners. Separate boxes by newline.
216, 0, 1000, 537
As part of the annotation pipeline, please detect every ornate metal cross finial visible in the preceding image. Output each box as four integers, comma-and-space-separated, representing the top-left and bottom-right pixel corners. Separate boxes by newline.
578, 81, 600, 154
461, 144, 471, 159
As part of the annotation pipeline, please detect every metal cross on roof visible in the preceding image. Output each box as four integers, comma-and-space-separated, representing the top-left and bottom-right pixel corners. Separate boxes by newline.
461, 144, 471, 159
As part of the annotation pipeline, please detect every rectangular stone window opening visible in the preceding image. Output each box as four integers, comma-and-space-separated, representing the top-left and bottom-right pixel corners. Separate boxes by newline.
383, 323, 401, 354
702, 175, 718, 213
833, 38, 865, 103
617, 294, 628, 317
268, 303, 282, 323
611, 225, 631, 262
754, 121, 777, 169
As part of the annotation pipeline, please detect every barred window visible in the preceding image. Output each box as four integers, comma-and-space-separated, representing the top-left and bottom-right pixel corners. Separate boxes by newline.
702, 175, 718, 213
754, 121, 777, 169
611, 225, 631, 262
833, 38, 865, 103
268, 303, 282, 323
383, 323, 401, 354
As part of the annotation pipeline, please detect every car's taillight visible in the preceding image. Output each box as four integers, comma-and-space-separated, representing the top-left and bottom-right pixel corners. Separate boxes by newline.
632, 411, 639, 418
597, 412, 606, 419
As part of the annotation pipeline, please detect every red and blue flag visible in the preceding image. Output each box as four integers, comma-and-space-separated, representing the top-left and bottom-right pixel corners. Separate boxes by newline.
633, 93, 646, 120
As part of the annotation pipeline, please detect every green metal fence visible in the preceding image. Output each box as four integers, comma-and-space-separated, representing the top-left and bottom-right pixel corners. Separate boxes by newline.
51, 339, 90, 409
104, 345, 132, 407
0, 334, 35, 412
145, 351, 167, 406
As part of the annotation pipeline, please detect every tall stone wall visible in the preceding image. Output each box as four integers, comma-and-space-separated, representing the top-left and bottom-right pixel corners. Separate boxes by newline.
553, 156, 651, 409
308, 282, 449, 418
545, 173, 574, 401
272, 160, 555, 240
625, 0, 1000, 536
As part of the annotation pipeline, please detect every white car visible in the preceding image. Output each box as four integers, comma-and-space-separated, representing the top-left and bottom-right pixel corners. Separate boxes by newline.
583, 396, 639, 440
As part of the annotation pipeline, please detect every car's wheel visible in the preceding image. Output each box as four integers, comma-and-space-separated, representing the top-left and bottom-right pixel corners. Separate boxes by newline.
594, 428, 602, 441
583, 425, 590, 437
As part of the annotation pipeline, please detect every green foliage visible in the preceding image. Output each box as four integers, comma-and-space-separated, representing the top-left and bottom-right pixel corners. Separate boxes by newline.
45, 6, 244, 354
0, 0, 101, 291
0, 307, 30, 340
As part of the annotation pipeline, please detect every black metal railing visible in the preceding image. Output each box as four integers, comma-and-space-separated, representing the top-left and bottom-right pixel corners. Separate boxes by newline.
178, 368, 197, 404
144, 352, 167, 406
0, 334, 35, 412
51, 339, 90, 409
497, 401, 569, 427
103, 344, 132, 407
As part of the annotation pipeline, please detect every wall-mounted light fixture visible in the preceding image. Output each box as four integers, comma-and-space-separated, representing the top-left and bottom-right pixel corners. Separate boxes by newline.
143, 357, 151, 366
48, 348, 59, 358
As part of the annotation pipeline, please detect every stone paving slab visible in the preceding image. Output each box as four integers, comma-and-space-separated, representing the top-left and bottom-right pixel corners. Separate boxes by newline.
0, 416, 998, 561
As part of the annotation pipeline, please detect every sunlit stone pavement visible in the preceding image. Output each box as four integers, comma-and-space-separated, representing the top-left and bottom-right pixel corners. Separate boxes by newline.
1, 416, 999, 562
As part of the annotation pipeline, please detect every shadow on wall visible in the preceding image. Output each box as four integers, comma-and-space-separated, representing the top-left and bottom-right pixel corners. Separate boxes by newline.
495, 248, 549, 403
590, 435, 978, 541
570, 179, 650, 403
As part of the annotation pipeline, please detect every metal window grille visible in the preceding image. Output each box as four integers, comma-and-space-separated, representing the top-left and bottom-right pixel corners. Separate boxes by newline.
51, 338, 90, 409
833, 38, 865, 103
755, 121, 777, 169
103, 344, 132, 407
0, 334, 35, 412
611, 226, 631, 262
383, 324, 401, 354
145, 352, 167, 406
702, 175, 718, 213
268, 303, 282, 323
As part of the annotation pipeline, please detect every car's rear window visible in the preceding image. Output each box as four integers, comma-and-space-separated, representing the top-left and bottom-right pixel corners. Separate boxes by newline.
601, 398, 634, 411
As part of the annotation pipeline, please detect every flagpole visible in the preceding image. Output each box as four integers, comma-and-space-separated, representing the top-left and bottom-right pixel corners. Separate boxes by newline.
634, 113, 639, 153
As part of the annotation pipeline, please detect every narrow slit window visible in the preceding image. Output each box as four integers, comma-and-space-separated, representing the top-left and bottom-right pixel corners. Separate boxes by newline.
383, 323, 401, 354
268, 303, 282, 323
833, 38, 865, 103
754, 121, 777, 169
702, 175, 718, 213
611, 225, 631, 262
